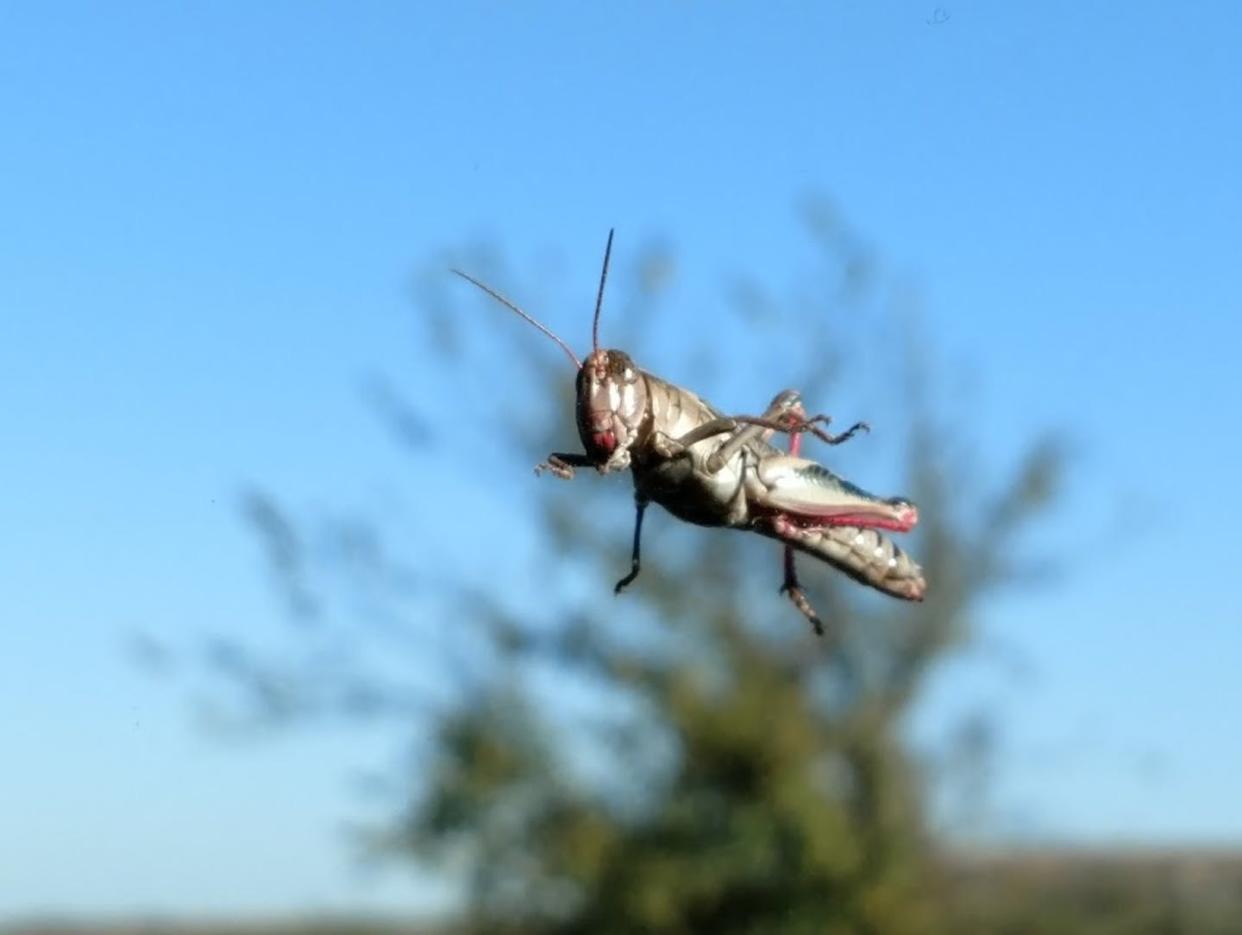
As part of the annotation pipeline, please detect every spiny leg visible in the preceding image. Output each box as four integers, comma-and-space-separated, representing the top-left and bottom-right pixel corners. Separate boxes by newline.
534, 452, 593, 479
722, 413, 870, 451
670, 416, 769, 456
614, 494, 649, 594
648, 414, 781, 472
672, 399, 869, 476
704, 390, 805, 472
768, 387, 870, 447
781, 541, 824, 636
668, 391, 805, 474
777, 416, 826, 636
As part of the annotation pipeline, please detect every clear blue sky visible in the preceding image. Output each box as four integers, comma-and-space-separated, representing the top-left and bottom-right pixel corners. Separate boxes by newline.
3, 0, 1241, 919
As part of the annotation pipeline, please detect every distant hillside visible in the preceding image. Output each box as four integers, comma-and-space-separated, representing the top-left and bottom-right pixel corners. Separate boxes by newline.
9, 849, 1242, 935
941, 848, 1242, 934
1, 919, 441, 935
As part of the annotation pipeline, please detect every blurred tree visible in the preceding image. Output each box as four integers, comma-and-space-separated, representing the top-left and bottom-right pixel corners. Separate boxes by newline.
211, 201, 1061, 934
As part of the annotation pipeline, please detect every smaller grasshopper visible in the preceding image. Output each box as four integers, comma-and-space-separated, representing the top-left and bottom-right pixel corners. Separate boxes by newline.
452, 231, 925, 635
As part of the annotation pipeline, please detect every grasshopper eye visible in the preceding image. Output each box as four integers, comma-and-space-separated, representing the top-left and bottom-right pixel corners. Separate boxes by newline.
623, 367, 634, 381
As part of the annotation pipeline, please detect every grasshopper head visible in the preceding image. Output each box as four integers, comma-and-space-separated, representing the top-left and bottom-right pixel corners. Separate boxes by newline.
451, 229, 635, 466
576, 348, 648, 463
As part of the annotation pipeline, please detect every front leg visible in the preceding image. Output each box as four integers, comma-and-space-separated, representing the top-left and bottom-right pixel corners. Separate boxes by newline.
534, 452, 593, 480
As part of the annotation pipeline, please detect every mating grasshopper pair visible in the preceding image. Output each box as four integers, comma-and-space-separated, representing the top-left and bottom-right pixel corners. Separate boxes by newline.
453, 231, 925, 635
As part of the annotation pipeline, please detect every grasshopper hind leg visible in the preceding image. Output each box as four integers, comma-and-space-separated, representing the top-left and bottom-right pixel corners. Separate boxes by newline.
778, 401, 829, 637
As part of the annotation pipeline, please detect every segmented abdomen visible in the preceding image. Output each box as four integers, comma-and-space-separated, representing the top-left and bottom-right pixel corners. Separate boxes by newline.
763, 522, 926, 601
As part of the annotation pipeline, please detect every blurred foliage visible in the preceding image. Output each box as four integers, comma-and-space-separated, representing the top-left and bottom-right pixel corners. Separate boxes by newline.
180, 200, 1113, 933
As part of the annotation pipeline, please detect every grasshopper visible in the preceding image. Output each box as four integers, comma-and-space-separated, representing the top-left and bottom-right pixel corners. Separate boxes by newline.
452, 231, 925, 635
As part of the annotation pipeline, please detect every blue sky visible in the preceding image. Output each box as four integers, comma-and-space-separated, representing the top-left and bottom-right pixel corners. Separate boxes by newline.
2, 0, 1241, 919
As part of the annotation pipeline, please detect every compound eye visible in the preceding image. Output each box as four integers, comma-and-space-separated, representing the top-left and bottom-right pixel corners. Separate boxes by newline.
623, 367, 634, 381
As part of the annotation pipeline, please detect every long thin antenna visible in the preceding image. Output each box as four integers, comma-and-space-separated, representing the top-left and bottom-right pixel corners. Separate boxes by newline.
450, 268, 582, 370
592, 228, 615, 354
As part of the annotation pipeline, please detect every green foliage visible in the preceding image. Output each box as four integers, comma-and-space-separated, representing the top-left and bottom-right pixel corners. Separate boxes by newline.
219, 207, 1068, 933
382, 209, 1062, 934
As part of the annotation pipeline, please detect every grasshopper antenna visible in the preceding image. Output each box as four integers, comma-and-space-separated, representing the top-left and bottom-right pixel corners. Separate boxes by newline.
592, 228, 615, 354
450, 268, 582, 370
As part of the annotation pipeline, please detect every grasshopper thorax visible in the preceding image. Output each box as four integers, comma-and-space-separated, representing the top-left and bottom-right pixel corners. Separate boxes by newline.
576, 348, 648, 462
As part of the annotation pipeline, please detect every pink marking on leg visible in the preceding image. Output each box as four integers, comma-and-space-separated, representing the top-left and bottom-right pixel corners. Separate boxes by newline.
813, 505, 919, 533
784, 404, 807, 458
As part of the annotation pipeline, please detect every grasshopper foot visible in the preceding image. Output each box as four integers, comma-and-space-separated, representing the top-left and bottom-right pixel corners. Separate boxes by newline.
780, 540, 825, 636
817, 418, 869, 446
614, 564, 640, 594
780, 580, 825, 636
534, 460, 574, 480
787, 412, 870, 447
535, 452, 592, 480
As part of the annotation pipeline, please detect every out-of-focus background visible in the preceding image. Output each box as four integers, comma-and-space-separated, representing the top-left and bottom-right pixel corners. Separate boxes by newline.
4, 3, 1241, 933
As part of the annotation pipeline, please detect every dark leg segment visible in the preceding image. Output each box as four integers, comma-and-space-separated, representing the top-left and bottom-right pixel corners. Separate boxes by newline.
614, 495, 649, 594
